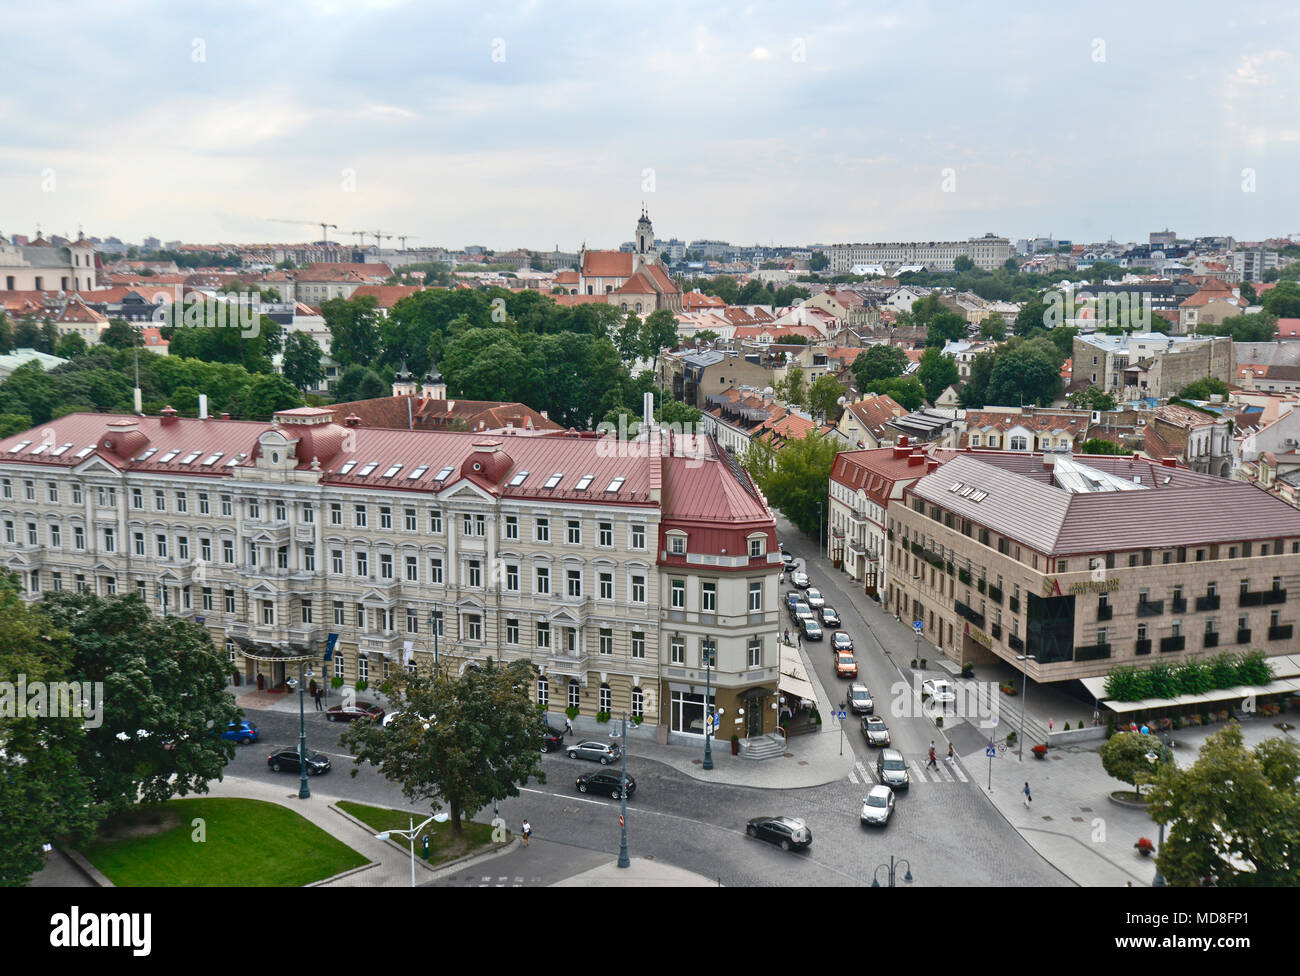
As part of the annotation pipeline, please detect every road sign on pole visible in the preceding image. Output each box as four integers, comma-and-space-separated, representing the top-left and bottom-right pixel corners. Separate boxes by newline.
913, 620, 923, 633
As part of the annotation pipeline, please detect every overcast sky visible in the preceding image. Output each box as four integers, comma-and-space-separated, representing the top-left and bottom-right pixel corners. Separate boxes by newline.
3, 0, 1298, 251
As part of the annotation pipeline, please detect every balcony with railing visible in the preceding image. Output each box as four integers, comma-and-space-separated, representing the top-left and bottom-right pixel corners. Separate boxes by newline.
1135, 639, 1152, 655
1171, 598, 1187, 614
1202, 632, 1219, 648
1159, 635, 1186, 653
987, 585, 1003, 605
1195, 594, 1220, 612
1097, 604, 1113, 621
1009, 597, 1020, 614
546, 650, 590, 676
1137, 599, 1164, 617
1269, 624, 1293, 641
1236, 628, 1252, 644
1074, 642, 1112, 661
991, 623, 1002, 639
1008, 634, 1024, 652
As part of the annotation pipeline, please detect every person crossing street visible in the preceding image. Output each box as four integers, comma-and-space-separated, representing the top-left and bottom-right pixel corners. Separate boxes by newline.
927, 741, 938, 769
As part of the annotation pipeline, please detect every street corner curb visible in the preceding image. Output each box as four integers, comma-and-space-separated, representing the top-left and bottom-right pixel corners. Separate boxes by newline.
307, 860, 382, 886
63, 848, 115, 887
329, 802, 518, 876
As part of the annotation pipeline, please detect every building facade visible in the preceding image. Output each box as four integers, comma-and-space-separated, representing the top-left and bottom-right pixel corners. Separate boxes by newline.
0, 410, 784, 740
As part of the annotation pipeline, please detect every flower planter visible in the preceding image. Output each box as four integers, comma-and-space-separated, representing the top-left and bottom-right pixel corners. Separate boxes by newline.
1032, 745, 1048, 760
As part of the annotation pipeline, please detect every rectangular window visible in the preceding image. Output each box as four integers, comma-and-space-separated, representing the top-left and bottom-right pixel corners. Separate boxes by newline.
50, 523, 61, 548
430, 558, 444, 585
330, 503, 342, 525
567, 520, 581, 545
507, 619, 520, 644
175, 491, 187, 513
463, 513, 473, 536
404, 507, 417, 531
196, 491, 209, 515
331, 549, 344, 575
406, 608, 419, 633
468, 559, 482, 588
671, 636, 685, 664
702, 582, 717, 612
600, 571, 614, 600
356, 552, 368, 577
104, 528, 118, 552
632, 575, 646, 604
567, 569, 582, 598
670, 535, 685, 555
301, 599, 314, 624
74, 526, 85, 550
379, 505, 392, 530
131, 488, 143, 510
600, 628, 613, 655
405, 555, 418, 581
225, 590, 236, 614
334, 601, 345, 626
202, 587, 213, 611
631, 524, 646, 550
749, 581, 763, 612
247, 498, 259, 520
48, 482, 60, 504
536, 518, 550, 543
178, 536, 189, 560
671, 579, 686, 609
466, 615, 482, 641
505, 563, 519, 591
354, 505, 367, 528
749, 537, 764, 558
303, 502, 314, 524
261, 601, 275, 626
277, 546, 288, 569
221, 495, 233, 517
429, 510, 443, 534
133, 532, 145, 556
505, 515, 518, 540
223, 540, 234, 564
748, 638, 761, 668
71, 483, 82, 505
599, 522, 613, 548
535, 566, 550, 595
536, 622, 551, 649
303, 546, 315, 571
380, 554, 393, 579
631, 632, 646, 659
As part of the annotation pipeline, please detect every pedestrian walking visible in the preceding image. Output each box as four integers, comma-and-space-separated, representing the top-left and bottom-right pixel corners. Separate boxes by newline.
521, 819, 532, 847
314, 687, 323, 711
1023, 781, 1032, 807
1048, 717, 1054, 732
927, 741, 938, 769
563, 716, 574, 737
946, 742, 955, 763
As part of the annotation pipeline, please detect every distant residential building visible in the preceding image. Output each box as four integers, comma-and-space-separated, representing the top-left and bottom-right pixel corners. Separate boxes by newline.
0, 348, 68, 380
961, 407, 1092, 453
1144, 404, 1234, 477
1073, 332, 1235, 399
833, 393, 907, 449
1233, 247, 1278, 283
829, 236, 1011, 274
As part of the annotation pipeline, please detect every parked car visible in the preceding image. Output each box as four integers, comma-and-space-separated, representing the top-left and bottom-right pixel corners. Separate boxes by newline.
325, 701, 386, 723
862, 715, 891, 746
860, 785, 896, 826
790, 601, 813, 624
576, 770, 635, 798
745, 816, 812, 851
785, 592, 802, 613
876, 748, 910, 789
834, 652, 858, 678
781, 549, 796, 568
567, 740, 621, 764
922, 679, 956, 706
820, 606, 840, 627
831, 630, 854, 652
847, 683, 874, 715
540, 725, 566, 752
804, 588, 825, 609
791, 571, 810, 589
267, 747, 331, 775
219, 720, 259, 744
801, 618, 824, 641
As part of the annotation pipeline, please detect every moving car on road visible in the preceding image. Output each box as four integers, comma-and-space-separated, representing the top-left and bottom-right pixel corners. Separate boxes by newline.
781, 548, 796, 569
820, 606, 840, 627
267, 747, 331, 775
539, 725, 566, 752
804, 588, 825, 609
567, 740, 621, 764
576, 770, 635, 798
791, 602, 813, 626
325, 701, 386, 723
860, 785, 895, 826
922, 679, 956, 706
831, 630, 854, 652
876, 748, 910, 790
746, 816, 812, 851
847, 683, 874, 714
801, 617, 823, 641
791, 571, 810, 589
219, 720, 259, 744
862, 716, 891, 746
834, 651, 858, 678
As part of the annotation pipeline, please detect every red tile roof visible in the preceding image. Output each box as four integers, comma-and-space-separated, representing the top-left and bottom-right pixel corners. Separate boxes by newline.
296, 262, 393, 281
580, 251, 634, 277
350, 284, 424, 308
328, 394, 561, 433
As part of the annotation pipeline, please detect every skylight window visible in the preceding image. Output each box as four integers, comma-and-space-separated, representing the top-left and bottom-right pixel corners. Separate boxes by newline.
949, 482, 963, 493
543, 472, 563, 489
434, 466, 454, 481
159, 450, 179, 463
606, 476, 626, 493
181, 451, 201, 464
358, 462, 379, 477
29, 443, 49, 456
8, 440, 31, 454
201, 452, 223, 466
970, 490, 988, 502
959, 485, 975, 497
135, 448, 157, 461
574, 474, 594, 491
339, 460, 358, 475
382, 463, 403, 478
51, 443, 73, 456
408, 464, 429, 479
75, 445, 95, 459
225, 454, 243, 467
509, 470, 530, 487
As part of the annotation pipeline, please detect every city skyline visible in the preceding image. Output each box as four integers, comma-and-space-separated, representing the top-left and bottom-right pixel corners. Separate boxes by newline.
3, 1, 1299, 249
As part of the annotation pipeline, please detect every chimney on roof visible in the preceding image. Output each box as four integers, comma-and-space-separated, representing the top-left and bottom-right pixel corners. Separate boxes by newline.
892, 444, 909, 460
926, 459, 939, 473
198, 394, 209, 420
907, 451, 925, 466
1161, 457, 1178, 467
220, 412, 230, 420
345, 413, 361, 427
160, 406, 178, 426
898, 435, 909, 448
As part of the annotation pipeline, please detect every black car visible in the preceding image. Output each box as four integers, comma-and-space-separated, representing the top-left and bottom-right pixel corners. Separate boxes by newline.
820, 606, 841, 627
745, 816, 812, 851
540, 725, 566, 752
576, 770, 636, 799
267, 747, 331, 775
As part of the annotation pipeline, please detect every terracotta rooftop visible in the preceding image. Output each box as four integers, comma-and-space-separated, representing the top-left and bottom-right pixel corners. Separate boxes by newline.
328, 394, 561, 434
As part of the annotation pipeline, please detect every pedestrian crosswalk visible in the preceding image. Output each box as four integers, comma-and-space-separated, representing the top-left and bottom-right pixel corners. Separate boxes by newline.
846, 756, 969, 787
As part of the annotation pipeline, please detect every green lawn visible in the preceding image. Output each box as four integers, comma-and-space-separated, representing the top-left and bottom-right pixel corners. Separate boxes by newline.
83, 798, 369, 886
337, 800, 500, 865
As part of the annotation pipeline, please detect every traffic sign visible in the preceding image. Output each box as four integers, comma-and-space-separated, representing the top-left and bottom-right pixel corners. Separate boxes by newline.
986, 743, 997, 758
913, 620, 924, 633
834, 709, 847, 720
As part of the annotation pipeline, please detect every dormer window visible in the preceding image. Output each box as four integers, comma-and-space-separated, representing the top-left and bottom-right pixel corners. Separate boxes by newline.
669, 534, 686, 555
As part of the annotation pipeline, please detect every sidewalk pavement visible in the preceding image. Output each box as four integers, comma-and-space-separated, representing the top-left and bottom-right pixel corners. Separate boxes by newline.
552, 857, 720, 887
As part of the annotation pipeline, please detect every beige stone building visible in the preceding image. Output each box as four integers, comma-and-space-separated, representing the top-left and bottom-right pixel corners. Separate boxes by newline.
0, 233, 97, 293
885, 451, 1300, 684
0, 409, 784, 741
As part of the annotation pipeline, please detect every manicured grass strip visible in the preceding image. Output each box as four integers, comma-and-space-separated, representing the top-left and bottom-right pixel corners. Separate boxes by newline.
83, 798, 369, 886
337, 800, 499, 865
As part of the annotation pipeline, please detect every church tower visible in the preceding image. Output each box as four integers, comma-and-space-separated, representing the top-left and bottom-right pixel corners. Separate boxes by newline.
633, 206, 657, 272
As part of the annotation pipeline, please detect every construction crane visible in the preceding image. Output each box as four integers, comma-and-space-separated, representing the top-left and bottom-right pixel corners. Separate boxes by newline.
346, 230, 394, 249
395, 234, 416, 251
266, 218, 338, 243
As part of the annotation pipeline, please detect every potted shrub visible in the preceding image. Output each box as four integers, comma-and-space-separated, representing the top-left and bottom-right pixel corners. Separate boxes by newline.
731, 733, 740, 756
355, 679, 368, 692
595, 711, 611, 724
1006, 730, 1017, 745
331, 676, 344, 690
1134, 837, 1155, 858
631, 714, 644, 726
961, 662, 975, 679
1032, 743, 1048, 759
565, 705, 579, 720
935, 715, 943, 728
910, 659, 918, 668
920, 657, 927, 668
1062, 722, 1070, 731
536, 702, 548, 714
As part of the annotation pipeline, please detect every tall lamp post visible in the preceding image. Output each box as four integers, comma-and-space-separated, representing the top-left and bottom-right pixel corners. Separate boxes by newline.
702, 637, 716, 770
288, 659, 315, 800
1015, 653, 1037, 761
871, 855, 914, 887
376, 812, 449, 887
912, 574, 923, 662
613, 711, 631, 868
427, 610, 441, 668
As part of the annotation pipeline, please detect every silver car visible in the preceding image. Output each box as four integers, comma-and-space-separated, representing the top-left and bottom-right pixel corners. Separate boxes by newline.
566, 740, 621, 764
876, 748, 910, 790
791, 571, 810, 588
847, 683, 874, 715
862, 715, 891, 747
804, 588, 825, 609
860, 785, 895, 826
801, 617, 823, 641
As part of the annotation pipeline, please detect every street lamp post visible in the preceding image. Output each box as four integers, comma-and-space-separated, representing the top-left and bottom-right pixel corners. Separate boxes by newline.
912, 573, 923, 662
428, 610, 440, 667
1016, 653, 1037, 761
616, 711, 631, 868
295, 660, 313, 799
1150, 730, 1172, 887
702, 638, 715, 770
870, 855, 914, 887
376, 812, 449, 887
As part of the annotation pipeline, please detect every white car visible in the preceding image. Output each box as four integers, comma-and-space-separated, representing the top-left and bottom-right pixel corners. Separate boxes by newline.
922, 678, 956, 705
804, 588, 825, 609
860, 785, 895, 826
791, 571, 810, 589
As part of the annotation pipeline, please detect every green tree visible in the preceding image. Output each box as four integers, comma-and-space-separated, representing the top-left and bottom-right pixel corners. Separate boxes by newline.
694, 329, 720, 343
777, 365, 807, 407
1147, 723, 1300, 886
953, 255, 974, 272
230, 373, 302, 420
1067, 386, 1117, 411
984, 339, 1063, 406
339, 660, 546, 836
99, 319, 139, 350
38, 591, 240, 817
615, 313, 643, 362
1081, 438, 1125, 455
323, 295, 382, 368
1196, 311, 1277, 343
14, 319, 40, 349
852, 345, 908, 387
924, 310, 968, 348
656, 396, 703, 426
1014, 298, 1047, 337
809, 252, 829, 271
0, 312, 13, 354
280, 331, 326, 392
641, 308, 680, 370
978, 314, 1007, 341
0, 413, 33, 438
807, 375, 844, 422
917, 347, 959, 403
1179, 377, 1230, 401
36, 319, 58, 354
1240, 282, 1257, 305
744, 432, 836, 536
55, 332, 88, 359
868, 376, 925, 411
1100, 731, 1170, 789
1261, 281, 1300, 318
